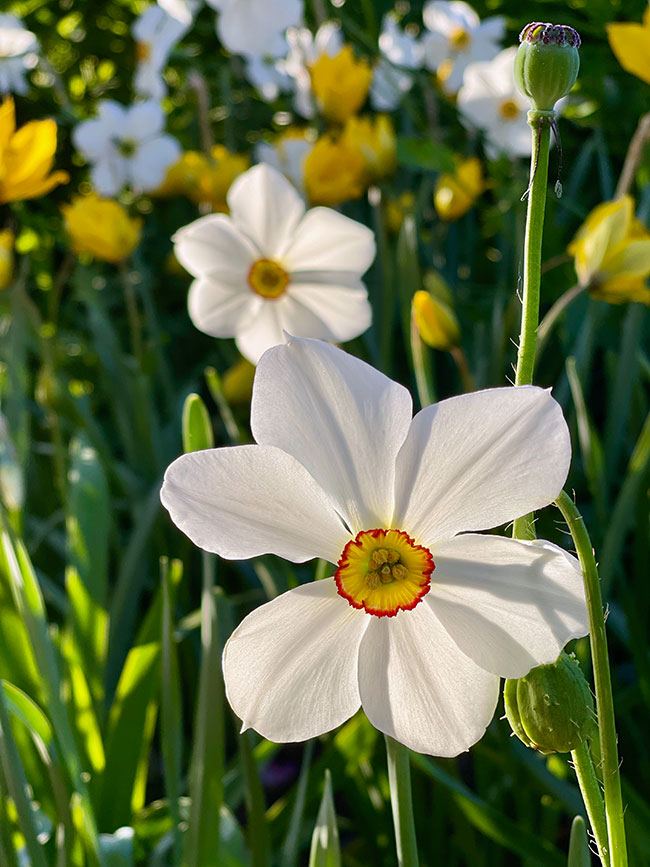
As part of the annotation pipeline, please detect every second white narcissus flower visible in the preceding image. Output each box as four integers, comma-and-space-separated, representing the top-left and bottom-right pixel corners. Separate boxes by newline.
161, 336, 589, 757
0, 14, 39, 96
72, 100, 181, 196
172, 163, 375, 363
132, 3, 193, 100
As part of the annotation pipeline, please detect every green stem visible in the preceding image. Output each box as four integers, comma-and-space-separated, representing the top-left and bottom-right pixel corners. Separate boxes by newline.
512, 113, 551, 541
571, 741, 610, 866
118, 260, 143, 360
555, 491, 627, 867
385, 736, 419, 867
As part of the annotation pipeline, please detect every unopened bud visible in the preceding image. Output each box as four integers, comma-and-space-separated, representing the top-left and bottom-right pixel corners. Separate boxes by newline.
0, 229, 14, 290
515, 23, 581, 113
504, 651, 594, 754
412, 290, 460, 351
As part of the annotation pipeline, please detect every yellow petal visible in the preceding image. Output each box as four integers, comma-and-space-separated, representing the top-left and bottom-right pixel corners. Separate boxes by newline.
5, 119, 58, 187
604, 239, 650, 279
2, 170, 69, 203
412, 290, 460, 350
607, 21, 650, 85
570, 197, 633, 282
0, 98, 16, 154
591, 274, 650, 305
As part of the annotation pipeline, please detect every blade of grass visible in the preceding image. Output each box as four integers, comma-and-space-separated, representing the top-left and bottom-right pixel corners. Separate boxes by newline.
161, 557, 183, 864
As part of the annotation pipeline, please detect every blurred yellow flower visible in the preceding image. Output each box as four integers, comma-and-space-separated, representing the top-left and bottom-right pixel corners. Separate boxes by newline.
607, 7, 650, 85
412, 289, 461, 350
0, 230, 14, 290
385, 191, 416, 235
341, 115, 397, 183
309, 45, 372, 124
568, 196, 650, 304
156, 146, 249, 211
0, 98, 69, 204
304, 134, 366, 206
434, 157, 485, 222
62, 194, 143, 264
222, 356, 256, 405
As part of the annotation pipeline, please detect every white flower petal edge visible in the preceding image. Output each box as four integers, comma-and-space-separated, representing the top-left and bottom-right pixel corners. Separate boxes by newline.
173, 214, 259, 279
251, 337, 413, 533
227, 163, 305, 258
160, 444, 351, 563
283, 208, 376, 274
358, 601, 500, 757
223, 579, 368, 743
392, 385, 570, 543
428, 534, 588, 678
188, 278, 261, 338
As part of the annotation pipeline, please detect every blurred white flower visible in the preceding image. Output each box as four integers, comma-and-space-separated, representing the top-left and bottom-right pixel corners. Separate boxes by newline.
255, 132, 313, 195
244, 51, 292, 102
133, 4, 193, 100
73, 100, 181, 196
284, 22, 343, 118
0, 15, 39, 96
421, 0, 504, 94
370, 16, 423, 112
161, 336, 588, 756
206, 0, 302, 58
172, 163, 375, 363
157, 0, 200, 27
457, 47, 533, 159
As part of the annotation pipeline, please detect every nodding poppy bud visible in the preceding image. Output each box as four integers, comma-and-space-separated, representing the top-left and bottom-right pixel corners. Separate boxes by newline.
514, 23, 581, 113
504, 651, 595, 754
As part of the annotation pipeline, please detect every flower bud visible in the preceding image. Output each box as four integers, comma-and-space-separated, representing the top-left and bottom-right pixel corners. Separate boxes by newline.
514, 23, 581, 113
0, 229, 14, 290
412, 290, 460, 351
504, 652, 594, 754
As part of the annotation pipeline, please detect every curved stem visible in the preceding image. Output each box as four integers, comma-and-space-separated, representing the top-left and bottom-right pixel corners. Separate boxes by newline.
536, 284, 585, 362
385, 736, 419, 867
571, 740, 610, 866
512, 114, 551, 541
555, 491, 627, 867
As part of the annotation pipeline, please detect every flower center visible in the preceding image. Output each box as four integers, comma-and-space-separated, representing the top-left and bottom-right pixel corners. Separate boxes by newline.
116, 138, 138, 157
499, 100, 520, 121
335, 528, 434, 618
136, 41, 151, 62
248, 258, 290, 299
449, 27, 471, 51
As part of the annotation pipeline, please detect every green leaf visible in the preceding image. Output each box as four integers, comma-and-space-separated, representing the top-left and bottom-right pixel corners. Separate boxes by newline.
182, 393, 215, 453
65, 566, 108, 708
567, 816, 590, 867
282, 741, 314, 867
161, 558, 183, 863
396, 138, 456, 173
309, 769, 341, 867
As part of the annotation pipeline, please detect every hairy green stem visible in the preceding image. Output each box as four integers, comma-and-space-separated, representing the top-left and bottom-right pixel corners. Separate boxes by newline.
512, 113, 551, 541
571, 740, 610, 866
555, 491, 627, 867
385, 736, 419, 867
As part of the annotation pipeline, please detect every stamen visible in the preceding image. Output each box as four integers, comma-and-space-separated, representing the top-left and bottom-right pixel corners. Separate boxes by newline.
248, 258, 290, 299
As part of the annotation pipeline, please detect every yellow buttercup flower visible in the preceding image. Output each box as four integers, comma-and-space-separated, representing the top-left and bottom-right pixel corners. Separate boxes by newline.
0, 230, 14, 290
568, 196, 650, 304
62, 194, 143, 264
341, 115, 396, 183
309, 45, 372, 124
607, 7, 650, 85
412, 289, 461, 351
156, 147, 249, 211
434, 157, 485, 222
0, 98, 69, 204
303, 134, 366, 206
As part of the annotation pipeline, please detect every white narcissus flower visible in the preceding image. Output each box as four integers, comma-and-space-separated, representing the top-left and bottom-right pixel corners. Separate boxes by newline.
421, 0, 504, 94
206, 0, 302, 59
133, 4, 193, 100
457, 47, 537, 159
0, 15, 39, 96
161, 336, 589, 757
173, 163, 374, 363
72, 100, 181, 196
244, 52, 293, 102
370, 16, 423, 112
284, 22, 343, 118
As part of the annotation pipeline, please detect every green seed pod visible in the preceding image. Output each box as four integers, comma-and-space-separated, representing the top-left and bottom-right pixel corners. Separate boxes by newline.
514, 22, 581, 113
504, 652, 594, 754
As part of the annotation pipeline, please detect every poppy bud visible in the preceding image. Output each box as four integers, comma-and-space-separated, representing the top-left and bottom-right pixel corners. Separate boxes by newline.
504, 651, 594, 754
514, 23, 581, 113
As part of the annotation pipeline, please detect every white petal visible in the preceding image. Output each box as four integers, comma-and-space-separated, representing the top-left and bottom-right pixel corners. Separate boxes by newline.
358, 602, 500, 756
284, 208, 376, 274
223, 578, 368, 742
73, 117, 112, 161
428, 534, 588, 677
188, 277, 261, 337
129, 134, 181, 191
124, 100, 165, 140
252, 337, 413, 533
161, 445, 350, 562
173, 213, 258, 278
90, 157, 128, 197
227, 163, 306, 257
288, 283, 372, 341
234, 300, 286, 364
393, 386, 570, 544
